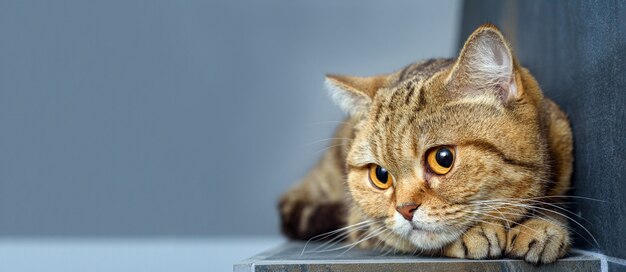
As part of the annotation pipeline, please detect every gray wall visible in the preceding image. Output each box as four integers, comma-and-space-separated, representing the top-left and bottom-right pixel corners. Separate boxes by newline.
460, 0, 626, 262
0, 1, 461, 236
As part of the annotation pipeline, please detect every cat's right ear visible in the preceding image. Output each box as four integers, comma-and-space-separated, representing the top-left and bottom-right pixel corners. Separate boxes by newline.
446, 24, 521, 103
325, 74, 389, 117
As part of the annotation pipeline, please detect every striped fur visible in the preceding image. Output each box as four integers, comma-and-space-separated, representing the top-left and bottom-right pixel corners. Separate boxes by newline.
279, 24, 573, 264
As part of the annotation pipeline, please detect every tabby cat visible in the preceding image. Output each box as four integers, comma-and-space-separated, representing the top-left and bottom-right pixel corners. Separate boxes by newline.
279, 24, 573, 264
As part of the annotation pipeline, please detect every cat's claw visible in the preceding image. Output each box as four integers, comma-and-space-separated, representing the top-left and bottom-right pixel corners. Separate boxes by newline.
444, 222, 506, 259
505, 218, 570, 264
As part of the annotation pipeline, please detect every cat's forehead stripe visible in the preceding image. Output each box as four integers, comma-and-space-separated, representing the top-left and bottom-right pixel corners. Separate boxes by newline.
367, 98, 503, 169
365, 57, 498, 168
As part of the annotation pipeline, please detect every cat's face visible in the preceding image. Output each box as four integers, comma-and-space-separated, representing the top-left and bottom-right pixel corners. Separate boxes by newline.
327, 25, 550, 250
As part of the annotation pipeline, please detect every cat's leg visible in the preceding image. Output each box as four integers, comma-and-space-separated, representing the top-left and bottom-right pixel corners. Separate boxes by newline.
279, 119, 354, 240
443, 221, 508, 259
505, 213, 570, 264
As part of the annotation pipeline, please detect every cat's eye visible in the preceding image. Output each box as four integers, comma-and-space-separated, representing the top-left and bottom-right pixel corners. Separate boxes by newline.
368, 164, 393, 189
427, 146, 455, 175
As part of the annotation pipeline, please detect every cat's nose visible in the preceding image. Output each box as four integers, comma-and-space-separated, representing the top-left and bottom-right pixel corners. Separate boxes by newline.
396, 203, 419, 221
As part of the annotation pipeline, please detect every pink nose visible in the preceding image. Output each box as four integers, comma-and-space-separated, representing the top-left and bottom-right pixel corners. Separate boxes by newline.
396, 204, 419, 221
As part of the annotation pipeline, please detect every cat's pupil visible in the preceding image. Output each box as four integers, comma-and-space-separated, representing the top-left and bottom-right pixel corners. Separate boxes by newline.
375, 166, 389, 183
436, 148, 453, 168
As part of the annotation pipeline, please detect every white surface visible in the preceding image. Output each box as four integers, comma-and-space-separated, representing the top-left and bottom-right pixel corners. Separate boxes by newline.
0, 236, 283, 272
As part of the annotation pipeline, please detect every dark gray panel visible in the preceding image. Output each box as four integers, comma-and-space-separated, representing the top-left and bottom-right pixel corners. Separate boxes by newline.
609, 259, 626, 272
460, 0, 626, 260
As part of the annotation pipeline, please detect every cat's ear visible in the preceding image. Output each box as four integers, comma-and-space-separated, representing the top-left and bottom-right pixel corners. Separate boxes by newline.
447, 24, 521, 103
325, 74, 390, 117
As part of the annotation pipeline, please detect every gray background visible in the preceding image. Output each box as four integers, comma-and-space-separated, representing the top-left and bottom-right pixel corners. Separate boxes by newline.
0, 0, 461, 236
460, 0, 626, 262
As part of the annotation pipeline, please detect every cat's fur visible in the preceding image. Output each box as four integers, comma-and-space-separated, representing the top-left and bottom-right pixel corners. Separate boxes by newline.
279, 24, 573, 264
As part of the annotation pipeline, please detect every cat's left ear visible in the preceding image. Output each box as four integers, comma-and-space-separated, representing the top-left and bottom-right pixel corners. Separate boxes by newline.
447, 24, 522, 103
325, 73, 390, 117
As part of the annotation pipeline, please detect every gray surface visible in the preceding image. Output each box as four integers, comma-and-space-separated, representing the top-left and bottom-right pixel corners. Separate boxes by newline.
235, 242, 601, 272
460, 0, 626, 260
609, 259, 626, 272
0, 0, 461, 236
0, 236, 283, 272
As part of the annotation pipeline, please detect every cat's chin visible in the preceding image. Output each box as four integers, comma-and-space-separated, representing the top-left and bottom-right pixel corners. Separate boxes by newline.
406, 228, 462, 250
392, 213, 463, 250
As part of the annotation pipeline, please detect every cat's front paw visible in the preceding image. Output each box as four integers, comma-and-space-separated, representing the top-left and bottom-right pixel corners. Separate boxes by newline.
444, 222, 506, 259
505, 218, 570, 264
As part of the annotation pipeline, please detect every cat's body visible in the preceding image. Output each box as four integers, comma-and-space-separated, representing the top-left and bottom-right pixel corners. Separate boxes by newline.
280, 25, 573, 264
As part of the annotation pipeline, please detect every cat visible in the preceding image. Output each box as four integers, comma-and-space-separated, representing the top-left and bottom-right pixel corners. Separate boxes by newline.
279, 24, 573, 264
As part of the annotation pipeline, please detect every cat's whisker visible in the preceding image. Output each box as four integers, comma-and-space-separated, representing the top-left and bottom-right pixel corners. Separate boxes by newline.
313, 143, 349, 155
475, 200, 589, 228
502, 209, 598, 248
381, 245, 395, 256
310, 223, 376, 252
310, 229, 356, 252
310, 225, 386, 253
488, 195, 605, 203
475, 198, 593, 225
307, 219, 384, 252
373, 229, 394, 252
308, 220, 372, 241
467, 203, 572, 238
410, 244, 419, 256
471, 203, 573, 228
468, 202, 515, 229
305, 220, 379, 253
468, 199, 592, 227
301, 219, 374, 255
339, 227, 389, 256
481, 219, 543, 239
465, 211, 544, 237
470, 199, 573, 205
464, 214, 542, 239
476, 206, 598, 248
492, 204, 512, 229
472, 208, 527, 219
381, 247, 396, 256
471, 201, 574, 229
472, 201, 600, 247
509, 211, 598, 248
302, 137, 353, 147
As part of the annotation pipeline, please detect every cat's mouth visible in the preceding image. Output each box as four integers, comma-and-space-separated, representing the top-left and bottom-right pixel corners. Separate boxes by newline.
410, 225, 441, 236
410, 223, 442, 233
403, 222, 463, 249
392, 213, 463, 249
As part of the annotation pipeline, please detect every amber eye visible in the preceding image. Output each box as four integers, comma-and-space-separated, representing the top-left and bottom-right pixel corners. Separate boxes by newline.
427, 147, 455, 175
368, 164, 393, 189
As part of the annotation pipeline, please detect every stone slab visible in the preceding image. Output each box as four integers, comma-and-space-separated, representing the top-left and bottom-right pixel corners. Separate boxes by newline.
235, 241, 601, 272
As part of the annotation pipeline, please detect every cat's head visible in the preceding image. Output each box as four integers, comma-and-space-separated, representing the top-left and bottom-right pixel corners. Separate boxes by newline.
326, 25, 550, 250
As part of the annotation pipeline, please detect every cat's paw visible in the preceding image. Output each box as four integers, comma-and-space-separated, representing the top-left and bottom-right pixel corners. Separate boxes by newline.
444, 222, 506, 259
505, 218, 570, 264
